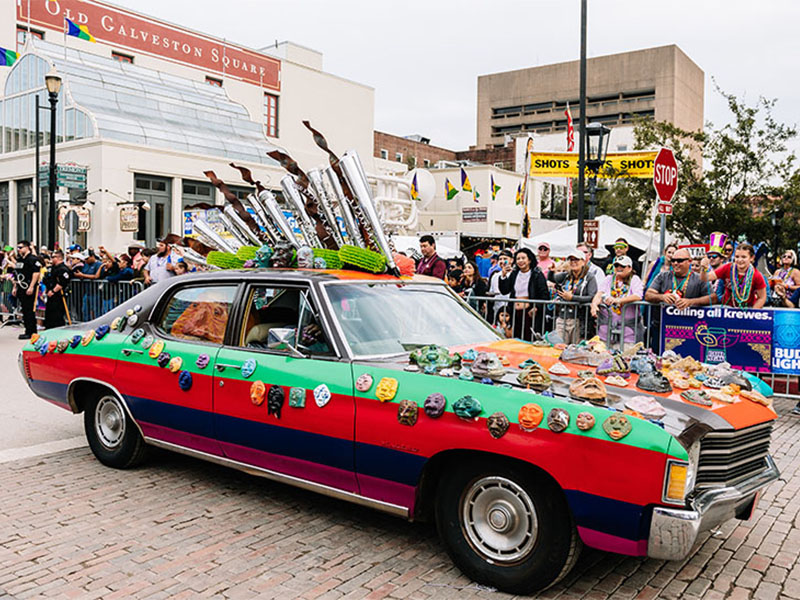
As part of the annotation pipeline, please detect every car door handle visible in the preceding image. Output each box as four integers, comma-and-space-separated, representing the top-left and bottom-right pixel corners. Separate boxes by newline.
121, 348, 144, 356
215, 363, 241, 372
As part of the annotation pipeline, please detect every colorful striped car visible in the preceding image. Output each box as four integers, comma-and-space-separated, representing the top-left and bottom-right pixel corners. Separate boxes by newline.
19, 270, 779, 594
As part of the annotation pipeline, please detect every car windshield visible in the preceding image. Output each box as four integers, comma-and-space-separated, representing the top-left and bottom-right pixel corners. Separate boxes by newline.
324, 282, 501, 357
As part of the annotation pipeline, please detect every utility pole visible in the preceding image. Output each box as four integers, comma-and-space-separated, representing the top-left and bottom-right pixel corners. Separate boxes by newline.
577, 0, 587, 243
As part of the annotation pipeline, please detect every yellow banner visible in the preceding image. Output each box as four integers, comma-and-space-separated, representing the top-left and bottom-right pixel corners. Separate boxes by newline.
529, 151, 658, 178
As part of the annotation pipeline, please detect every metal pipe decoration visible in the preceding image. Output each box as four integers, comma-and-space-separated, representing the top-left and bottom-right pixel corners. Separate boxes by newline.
181, 247, 220, 270
339, 150, 399, 276
193, 218, 238, 254
280, 175, 321, 247
212, 213, 247, 251
203, 170, 264, 241
324, 166, 363, 246
308, 168, 344, 247
258, 189, 301, 248
244, 193, 280, 245
223, 205, 262, 246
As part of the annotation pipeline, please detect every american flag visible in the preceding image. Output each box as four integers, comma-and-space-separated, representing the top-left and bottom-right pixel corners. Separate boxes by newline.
565, 103, 574, 205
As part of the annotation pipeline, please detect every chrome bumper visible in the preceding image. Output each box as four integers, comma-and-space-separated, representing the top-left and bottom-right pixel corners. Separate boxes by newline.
647, 455, 780, 560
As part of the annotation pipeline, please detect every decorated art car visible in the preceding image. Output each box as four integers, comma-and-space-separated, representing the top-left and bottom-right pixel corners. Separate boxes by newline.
20, 269, 780, 594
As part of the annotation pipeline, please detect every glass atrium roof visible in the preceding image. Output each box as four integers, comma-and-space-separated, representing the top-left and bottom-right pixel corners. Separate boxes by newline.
19, 39, 278, 165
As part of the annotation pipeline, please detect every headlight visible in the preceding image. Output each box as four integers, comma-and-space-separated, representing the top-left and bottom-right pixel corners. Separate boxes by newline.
663, 459, 689, 505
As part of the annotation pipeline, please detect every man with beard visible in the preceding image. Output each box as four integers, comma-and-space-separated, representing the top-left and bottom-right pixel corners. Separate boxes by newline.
43, 250, 71, 329
12, 241, 42, 339
143, 238, 176, 286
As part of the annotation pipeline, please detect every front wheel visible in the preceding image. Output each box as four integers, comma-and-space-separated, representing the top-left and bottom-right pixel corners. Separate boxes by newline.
435, 459, 580, 594
84, 393, 146, 469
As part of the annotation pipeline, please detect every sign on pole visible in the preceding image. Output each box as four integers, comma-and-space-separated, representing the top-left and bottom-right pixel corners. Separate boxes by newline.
653, 147, 679, 252
657, 202, 673, 215
583, 219, 599, 249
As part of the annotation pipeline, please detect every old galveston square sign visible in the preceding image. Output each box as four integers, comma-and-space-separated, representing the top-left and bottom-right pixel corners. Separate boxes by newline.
17, 0, 281, 90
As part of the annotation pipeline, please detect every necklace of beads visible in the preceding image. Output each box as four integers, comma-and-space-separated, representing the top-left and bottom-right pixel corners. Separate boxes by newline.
671, 270, 690, 296
610, 279, 629, 315
730, 264, 754, 307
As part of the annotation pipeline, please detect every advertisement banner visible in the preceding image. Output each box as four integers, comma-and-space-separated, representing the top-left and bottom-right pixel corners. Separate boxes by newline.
772, 309, 800, 374
529, 151, 657, 179
661, 305, 773, 373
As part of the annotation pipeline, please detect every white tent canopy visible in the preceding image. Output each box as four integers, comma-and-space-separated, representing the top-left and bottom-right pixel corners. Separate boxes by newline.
390, 235, 461, 259
519, 215, 676, 263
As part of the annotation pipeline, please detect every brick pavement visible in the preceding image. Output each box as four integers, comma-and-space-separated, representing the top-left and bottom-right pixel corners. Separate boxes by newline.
0, 397, 799, 599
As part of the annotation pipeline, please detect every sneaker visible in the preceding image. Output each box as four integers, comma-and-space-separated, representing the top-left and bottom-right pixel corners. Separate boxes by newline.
18, 333, 31, 340
792, 405, 800, 416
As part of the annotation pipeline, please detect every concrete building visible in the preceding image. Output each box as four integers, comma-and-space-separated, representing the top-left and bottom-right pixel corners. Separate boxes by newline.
0, 0, 396, 250
477, 45, 704, 148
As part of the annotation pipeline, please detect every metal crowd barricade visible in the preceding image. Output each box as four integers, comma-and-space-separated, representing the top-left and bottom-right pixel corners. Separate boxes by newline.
64, 280, 145, 324
0, 276, 21, 326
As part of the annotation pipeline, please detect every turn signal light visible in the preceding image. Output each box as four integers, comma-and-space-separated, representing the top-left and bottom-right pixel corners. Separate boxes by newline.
665, 462, 688, 502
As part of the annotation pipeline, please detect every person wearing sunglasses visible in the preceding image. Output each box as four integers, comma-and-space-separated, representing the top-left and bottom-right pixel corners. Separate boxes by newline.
645, 248, 715, 309
535, 241, 555, 278
771, 250, 800, 294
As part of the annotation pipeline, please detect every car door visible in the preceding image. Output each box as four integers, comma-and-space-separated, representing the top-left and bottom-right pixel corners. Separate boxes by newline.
212, 281, 357, 494
113, 282, 239, 456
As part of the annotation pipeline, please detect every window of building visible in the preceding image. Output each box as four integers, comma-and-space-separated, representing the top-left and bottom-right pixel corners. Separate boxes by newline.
264, 93, 279, 137
423, 159, 430, 168
111, 52, 134, 64
182, 179, 214, 209
205, 76, 223, 87
395, 152, 403, 162
16, 27, 44, 53
0, 182, 9, 245
380, 149, 388, 160
617, 145, 628, 152
158, 285, 237, 345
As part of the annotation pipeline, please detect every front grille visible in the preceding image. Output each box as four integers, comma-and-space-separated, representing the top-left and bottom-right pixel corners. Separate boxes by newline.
695, 422, 773, 489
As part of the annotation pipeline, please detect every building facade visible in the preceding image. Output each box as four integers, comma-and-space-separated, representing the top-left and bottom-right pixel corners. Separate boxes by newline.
0, 0, 387, 250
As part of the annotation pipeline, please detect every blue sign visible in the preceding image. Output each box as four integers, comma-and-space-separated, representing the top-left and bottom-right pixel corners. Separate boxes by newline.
772, 309, 800, 374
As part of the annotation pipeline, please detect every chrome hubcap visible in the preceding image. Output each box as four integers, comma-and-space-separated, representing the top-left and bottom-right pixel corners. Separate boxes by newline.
462, 476, 538, 563
95, 396, 125, 449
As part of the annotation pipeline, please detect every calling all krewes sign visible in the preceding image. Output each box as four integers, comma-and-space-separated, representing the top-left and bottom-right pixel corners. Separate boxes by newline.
529, 151, 658, 178
17, 0, 281, 90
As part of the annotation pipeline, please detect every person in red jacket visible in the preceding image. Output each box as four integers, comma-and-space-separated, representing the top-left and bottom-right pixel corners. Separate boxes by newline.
417, 235, 447, 280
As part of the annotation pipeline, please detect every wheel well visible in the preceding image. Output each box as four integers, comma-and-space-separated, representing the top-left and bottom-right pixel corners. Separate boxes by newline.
413, 449, 567, 523
68, 380, 115, 414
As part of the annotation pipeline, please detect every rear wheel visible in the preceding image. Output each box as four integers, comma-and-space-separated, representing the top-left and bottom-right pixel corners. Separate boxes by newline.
435, 459, 580, 594
84, 393, 146, 468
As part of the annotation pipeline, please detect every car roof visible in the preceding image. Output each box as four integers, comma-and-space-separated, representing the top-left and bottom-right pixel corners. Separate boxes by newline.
179, 268, 443, 285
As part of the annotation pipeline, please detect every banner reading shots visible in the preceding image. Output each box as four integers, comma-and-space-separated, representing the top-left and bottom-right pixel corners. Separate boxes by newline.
772, 309, 800, 374
661, 305, 773, 373
529, 151, 657, 179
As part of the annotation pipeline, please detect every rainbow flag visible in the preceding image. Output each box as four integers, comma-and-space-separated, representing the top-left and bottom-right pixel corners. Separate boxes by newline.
444, 178, 458, 200
0, 47, 19, 67
515, 183, 522, 205
410, 173, 419, 200
65, 18, 97, 43
491, 174, 501, 201
460, 168, 472, 193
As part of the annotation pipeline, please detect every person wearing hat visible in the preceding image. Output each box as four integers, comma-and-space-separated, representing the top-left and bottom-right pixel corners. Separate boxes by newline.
43, 250, 71, 329
551, 248, 598, 343
591, 254, 644, 346
604, 237, 641, 277
535, 242, 555, 278
143, 238, 177, 286
127, 241, 147, 275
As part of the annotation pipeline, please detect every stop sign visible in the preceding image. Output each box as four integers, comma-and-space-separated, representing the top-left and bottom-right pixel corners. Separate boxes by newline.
653, 147, 679, 203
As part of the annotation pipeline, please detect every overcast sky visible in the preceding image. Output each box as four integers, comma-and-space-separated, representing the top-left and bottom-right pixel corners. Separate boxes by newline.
115, 0, 799, 153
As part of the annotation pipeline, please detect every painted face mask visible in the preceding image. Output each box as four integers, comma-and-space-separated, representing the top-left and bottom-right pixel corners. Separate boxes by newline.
471, 352, 506, 380
375, 378, 398, 402
47, 341, 57, 353
409, 344, 460, 371
255, 244, 274, 268
296, 246, 314, 269
576, 411, 595, 431
314, 384, 332, 407
596, 354, 630, 378
516, 363, 551, 391
81, 330, 95, 346
289, 387, 306, 408
241, 358, 257, 379
423, 393, 446, 419
168, 356, 183, 373
547, 408, 570, 433
603, 413, 632, 440
268, 385, 285, 419
355, 373, 373, 392
148, 340, 164, 359
461, 348, 478, 364
457, 367, 474, 381
127, 315, 138, 328
269, 243, 296, 268
629, 351, 656, 375
604, 375, 628, 387
57, 340, 70, 353
397, 399, 418, 426
39, 344, 48, 356
487, 412, 510, 439
681, 389, 712, 406
637, 371, 672, 393
569, 377, 607, 404
141, 334, 154, 350
178, 370, 193, 391
453, 395, 482, 420
740, 389, 771, 406
70, 335, 82, 349
625, 396, 666, 420
111, 317, 121, 331
518, 403, 544, 431
116, 317, 127, 334
196, 353, 210, 369
250, 381, 266, 406
30, 333, 40, 344
157, 352, 171, 368
95, 325, 110, 340
548, 362, 570, 375
131, 328, 145, 344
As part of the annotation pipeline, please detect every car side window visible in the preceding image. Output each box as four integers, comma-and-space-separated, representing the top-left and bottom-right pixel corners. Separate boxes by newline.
240, 285, 333, 356
158, 285, 237, 344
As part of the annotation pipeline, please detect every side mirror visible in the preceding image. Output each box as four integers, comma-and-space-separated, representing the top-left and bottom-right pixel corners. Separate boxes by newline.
267, 328, 306, 358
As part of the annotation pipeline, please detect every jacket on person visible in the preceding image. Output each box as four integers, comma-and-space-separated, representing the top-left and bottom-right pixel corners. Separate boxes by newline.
498, 267, 549, 302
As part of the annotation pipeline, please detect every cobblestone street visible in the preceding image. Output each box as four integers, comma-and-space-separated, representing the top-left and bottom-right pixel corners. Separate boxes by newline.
0, 396, 797, 599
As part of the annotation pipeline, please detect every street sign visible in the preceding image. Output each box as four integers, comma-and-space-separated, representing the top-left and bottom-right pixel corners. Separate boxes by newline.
653, 148, 679, 203
583, 219, 599, 249
38, 163, 88, 190
657, 202, 673, 215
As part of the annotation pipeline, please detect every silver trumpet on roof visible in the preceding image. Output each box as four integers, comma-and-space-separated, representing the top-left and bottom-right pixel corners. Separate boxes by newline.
244, 193, 280, 245
193, 218, 239, 254
324, 166, 363, 247
181, 246, 220, 270
222, 205, 262, 247
307, 168, 344, 247
280, 175, 321, 247
257, 189, 301, 248
339, 150, 399, 275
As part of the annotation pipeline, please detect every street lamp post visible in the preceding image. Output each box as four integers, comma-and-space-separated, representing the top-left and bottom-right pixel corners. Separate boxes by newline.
44, 67, 62, 250
584, 122, 611, 220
